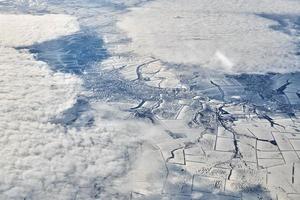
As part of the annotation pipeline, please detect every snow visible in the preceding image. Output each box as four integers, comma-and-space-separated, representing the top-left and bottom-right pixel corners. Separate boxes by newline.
1, 1, 300, 199
118, 0, 300, 74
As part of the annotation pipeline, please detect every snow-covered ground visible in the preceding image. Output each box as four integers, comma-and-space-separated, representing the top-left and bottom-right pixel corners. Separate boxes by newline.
0, 0, 300, 199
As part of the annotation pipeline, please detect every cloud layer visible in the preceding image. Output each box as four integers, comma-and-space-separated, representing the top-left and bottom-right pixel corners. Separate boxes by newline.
0, 14, 79, 47
118, 0, 300, 74
0, 13, 162, 199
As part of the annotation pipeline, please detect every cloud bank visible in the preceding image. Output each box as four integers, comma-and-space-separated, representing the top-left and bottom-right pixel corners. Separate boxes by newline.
0, 13, 164, 199
0, 14, 79, 47
118, 0, 300, 74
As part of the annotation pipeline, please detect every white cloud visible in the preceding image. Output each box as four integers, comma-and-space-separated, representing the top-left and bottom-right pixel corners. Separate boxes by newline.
0, 39, 160, 200
0, 14, 79, 47
0, 13, 165, 199
117, 0, 300, 74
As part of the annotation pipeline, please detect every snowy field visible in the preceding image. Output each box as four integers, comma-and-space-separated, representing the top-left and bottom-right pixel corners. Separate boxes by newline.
0, 0, 300, 199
